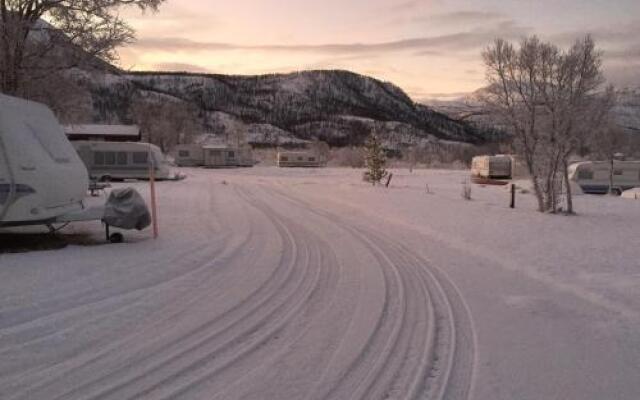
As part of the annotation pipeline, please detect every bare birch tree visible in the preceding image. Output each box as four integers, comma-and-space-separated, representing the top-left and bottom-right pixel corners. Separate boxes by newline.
131, 96, 198, 153
482, 35, 611, 213
0, 0, 165, 96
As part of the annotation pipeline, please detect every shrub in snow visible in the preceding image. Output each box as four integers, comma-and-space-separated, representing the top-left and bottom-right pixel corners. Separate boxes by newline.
461, 180, 472, 200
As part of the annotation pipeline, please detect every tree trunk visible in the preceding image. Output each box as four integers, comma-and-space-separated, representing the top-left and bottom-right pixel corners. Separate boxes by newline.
531, 176, 545, 212
563, 159, 574, 214
525, 154, 545, 212
609, 157, 615, 195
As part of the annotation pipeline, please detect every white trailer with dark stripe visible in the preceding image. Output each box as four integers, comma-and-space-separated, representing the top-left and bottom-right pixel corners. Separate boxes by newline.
72, 141, 173, 181
277, 151, 325, 168
174, 144, 254, 168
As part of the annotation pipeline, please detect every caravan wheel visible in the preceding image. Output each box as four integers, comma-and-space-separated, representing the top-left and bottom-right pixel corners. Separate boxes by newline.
109, 233, 124, 243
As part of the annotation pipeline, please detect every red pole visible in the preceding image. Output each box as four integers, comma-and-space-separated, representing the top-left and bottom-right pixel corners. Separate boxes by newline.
149, 146, 159, 239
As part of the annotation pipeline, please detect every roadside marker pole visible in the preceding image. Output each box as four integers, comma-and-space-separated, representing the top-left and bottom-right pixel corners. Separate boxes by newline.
149, 146, 159, 239
510, 184, 516, 209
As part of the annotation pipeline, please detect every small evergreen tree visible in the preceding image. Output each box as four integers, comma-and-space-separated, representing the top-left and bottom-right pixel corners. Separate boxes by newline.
364, 134, 388, 185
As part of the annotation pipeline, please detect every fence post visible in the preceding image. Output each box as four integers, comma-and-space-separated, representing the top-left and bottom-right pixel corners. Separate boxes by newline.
510, 184, 516, 209
149, 146, 159, 239
385, 173, 394, 188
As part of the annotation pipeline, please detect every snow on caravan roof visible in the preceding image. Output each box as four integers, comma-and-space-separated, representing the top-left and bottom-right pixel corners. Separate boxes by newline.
63, 124, 141, 141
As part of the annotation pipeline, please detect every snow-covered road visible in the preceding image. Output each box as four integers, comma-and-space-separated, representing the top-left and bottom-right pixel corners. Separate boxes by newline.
1, 167, 639, 399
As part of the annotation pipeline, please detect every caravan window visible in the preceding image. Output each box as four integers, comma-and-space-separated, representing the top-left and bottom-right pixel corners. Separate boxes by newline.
578, 169, 593, 180
228, 151, 235, 159
281, 156, 289, 162
613, 169, 623, 176
117, 152, 128, 165
179, 150, 190, 157
105, 152, 116, 165
94, 151, 105, 165
24, 122, 71, 164
309, 157, 316, 162
133, 152, 148, 164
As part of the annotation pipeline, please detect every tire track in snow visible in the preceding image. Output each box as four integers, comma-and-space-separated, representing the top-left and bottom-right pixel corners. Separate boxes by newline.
38, 184, 334, 400
0, 175, 231, 336
266, 183, 476, 400
2, 181, 262, 398
1, 173, 475, 400
133, 185, 339, 400
3, 226, 257, 399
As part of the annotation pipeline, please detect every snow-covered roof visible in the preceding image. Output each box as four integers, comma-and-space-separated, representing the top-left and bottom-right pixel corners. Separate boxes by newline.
63, 124, 140, 138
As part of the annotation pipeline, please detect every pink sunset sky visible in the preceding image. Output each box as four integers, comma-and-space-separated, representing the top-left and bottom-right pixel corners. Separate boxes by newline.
119, 0, 640, 101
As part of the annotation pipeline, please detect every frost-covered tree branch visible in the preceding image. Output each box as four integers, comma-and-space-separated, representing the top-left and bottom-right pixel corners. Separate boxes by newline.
0, 0, 165, 95
481, 35, 611, 214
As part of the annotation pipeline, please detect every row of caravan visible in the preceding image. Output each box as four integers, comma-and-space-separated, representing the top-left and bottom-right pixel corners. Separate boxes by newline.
68, 143, 327, 180
472, 155, 640, 195
174, 145, 327, 168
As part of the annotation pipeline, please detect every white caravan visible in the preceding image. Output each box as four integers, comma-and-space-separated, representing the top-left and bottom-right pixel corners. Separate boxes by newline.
174, 144, 254, 168
0, 94, 88, 226
277, 151, 325, 168
471, 155, 513, 179
568, 161, 640, 195
203, 145, 253, 168
73, 141, 172, 181
174, 144, 205, 167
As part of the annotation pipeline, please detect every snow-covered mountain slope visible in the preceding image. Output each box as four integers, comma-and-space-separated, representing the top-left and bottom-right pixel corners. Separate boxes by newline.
426, 88, 640, 136
615, 88, 640, 134
83, 70, 490, 148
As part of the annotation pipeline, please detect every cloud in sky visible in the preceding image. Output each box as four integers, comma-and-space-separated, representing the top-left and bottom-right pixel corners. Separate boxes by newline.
151, 62, 211, 73
134, 20, 529, 55
119, 1, 640, 99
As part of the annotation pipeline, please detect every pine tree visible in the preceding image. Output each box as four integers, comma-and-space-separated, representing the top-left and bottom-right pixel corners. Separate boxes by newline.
364, 134, 388, 185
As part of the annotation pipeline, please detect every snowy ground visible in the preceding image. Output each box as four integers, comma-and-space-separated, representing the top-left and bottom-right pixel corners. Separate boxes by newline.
1, 167, 639, 400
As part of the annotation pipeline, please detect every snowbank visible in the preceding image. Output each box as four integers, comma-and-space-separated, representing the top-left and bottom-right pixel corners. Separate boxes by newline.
621, 187, 640, 200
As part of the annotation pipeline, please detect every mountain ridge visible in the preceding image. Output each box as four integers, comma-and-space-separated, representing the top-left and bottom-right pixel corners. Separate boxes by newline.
79, 68, 491, 149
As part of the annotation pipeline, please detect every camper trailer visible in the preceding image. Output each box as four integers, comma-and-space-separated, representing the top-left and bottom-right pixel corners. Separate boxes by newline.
203, 145, 254, 168
73, 141, 173, 181
568, 161, 640, 195
174, 144, 205, 167
0, 94, 89, 226
471, 155, 513, 179
277, 151, 325, 168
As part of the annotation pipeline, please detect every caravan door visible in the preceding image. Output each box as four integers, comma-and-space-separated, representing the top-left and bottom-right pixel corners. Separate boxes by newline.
207, 149, 224, 167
